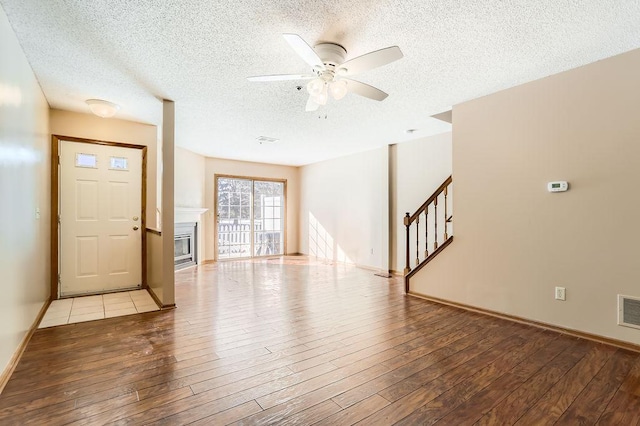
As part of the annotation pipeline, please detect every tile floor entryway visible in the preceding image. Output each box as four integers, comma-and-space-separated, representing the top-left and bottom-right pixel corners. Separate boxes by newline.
38, 290, 160, 328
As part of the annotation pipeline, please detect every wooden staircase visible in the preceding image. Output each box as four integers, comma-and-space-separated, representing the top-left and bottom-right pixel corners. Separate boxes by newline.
403, 176, 453, 292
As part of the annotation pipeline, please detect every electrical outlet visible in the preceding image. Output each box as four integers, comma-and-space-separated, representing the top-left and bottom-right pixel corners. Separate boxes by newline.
555, 287, 566, 301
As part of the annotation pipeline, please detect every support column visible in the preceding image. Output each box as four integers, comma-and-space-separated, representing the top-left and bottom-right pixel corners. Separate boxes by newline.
161, 99, 175, 307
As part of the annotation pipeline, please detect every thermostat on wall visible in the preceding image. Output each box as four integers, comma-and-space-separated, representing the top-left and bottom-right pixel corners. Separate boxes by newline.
547, 181, 568, 192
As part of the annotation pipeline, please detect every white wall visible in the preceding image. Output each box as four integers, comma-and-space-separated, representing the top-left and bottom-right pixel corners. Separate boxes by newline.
174, 146, 206, 277
299, 147, 389, 270
175, 147, 205, 208
412, 48, 640, 345
204, 157, 299, 260
0, 6, 50, 383
390, 133, 452, 272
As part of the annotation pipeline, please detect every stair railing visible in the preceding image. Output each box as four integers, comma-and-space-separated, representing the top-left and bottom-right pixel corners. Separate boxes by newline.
404, 176, 453, 292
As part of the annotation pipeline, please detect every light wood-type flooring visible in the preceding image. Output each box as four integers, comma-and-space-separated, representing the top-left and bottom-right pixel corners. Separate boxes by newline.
1, 256, 640, 425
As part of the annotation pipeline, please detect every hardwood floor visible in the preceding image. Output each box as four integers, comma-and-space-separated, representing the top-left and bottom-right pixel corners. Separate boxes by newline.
1, 256, 639, 425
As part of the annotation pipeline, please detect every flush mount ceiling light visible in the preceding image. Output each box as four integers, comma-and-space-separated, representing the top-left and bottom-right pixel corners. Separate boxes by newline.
85, 99, 120, 118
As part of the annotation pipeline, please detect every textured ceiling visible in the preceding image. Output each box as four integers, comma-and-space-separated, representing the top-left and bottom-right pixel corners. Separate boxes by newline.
2, 0, 640, 166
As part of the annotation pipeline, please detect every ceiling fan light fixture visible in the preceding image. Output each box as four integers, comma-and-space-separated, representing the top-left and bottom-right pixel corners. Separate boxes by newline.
86, 99, 119, 118
329, 80, 348, 100
312, 85, 329, 105
306, 78, 325, 97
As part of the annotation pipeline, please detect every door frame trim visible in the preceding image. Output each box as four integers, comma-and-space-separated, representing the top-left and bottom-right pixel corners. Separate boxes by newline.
213, 174, 287, 261
50, 135, 148, 300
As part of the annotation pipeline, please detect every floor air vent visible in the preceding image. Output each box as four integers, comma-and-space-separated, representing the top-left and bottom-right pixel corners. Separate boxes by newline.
618, 295, 640, 330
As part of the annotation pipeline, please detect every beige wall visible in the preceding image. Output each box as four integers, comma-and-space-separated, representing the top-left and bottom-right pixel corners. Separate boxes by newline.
0, 7, 50, 381
412, 48, 640, 345
146, 231, 163, 301
49, 109, 159, 228
175, 147, 205, 208
390, 133, 452, 272
204, 157, 299, 260
299, 147, 389, 270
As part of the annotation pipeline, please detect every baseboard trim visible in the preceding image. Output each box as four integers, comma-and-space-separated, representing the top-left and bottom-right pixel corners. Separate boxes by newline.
408, 291, 640, 354
0, 299, 51, 395
147, 288, 166, 310
353, 263, 379, 272
160, 304, 176, 310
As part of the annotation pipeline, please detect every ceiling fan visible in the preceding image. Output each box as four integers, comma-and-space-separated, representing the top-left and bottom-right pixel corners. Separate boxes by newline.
247, 34, 403, 111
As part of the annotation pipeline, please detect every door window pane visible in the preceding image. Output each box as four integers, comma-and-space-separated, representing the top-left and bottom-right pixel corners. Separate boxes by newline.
109, 156, 128, 170
75, 153, 97, 168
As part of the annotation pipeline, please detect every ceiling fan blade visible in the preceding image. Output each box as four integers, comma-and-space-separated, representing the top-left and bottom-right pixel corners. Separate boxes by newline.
283, 34, 324, 69
343, 79, 389, 101
305, 96, 320, 112
247, 74, 315, 82
338, 46, 403, 76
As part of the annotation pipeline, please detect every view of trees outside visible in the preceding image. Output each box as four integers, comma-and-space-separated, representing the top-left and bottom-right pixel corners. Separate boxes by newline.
217, 177, 284, 258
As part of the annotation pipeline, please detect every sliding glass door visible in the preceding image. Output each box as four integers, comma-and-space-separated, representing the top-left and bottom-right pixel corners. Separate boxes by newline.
216, 176, 285, 259
216, 177, 252, 259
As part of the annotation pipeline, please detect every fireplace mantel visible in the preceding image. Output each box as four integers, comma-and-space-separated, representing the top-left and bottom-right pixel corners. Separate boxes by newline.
175, 207, 208, 223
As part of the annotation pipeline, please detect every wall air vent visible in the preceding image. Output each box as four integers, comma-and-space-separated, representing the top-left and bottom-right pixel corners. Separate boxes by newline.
618, 295, 640, 330
256, 136, 279, 144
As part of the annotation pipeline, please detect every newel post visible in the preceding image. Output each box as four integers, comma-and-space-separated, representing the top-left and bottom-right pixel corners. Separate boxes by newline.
404, 212, 411, 275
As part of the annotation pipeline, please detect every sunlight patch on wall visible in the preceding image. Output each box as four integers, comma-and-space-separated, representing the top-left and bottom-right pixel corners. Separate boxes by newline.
308, 212, 352, 264
0, 144, 41, 165
335, 244, 353, 265
309, 212, 333, 259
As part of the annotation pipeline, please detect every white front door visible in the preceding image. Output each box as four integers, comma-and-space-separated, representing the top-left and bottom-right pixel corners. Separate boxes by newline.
59, 140, 142, 296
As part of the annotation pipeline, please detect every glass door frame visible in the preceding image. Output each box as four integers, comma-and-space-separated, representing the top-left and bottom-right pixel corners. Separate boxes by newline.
214, 174, 287, 261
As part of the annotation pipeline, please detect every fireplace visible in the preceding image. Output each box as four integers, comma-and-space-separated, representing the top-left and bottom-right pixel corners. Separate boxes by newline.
175, 222, 197, 270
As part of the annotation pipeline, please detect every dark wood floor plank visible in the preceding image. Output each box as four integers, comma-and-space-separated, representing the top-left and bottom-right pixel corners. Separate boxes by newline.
355, 326, 540, 425
596, 356, 640, 425
320, 394, 391, 426
275, 399, 342, 426
557, 348, 636, 424
232, 363, 391, 425
255, 352, 395, 411
0, 354, 178, 415
514, 343, 617, 424
434, 332, 567, 425
70, 387, 196, 425
476, 338, 591, 425
376, 322, 522, 403
394, 329, 555, 425
355, 386, 435, 425
331, 325, 489, 409
120, 361, 345, 425
188, 400, 263, 426
0, 257, 638, 425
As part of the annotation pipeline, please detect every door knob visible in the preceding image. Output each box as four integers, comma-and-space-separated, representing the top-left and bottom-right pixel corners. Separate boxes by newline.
133, 226, 139, 231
